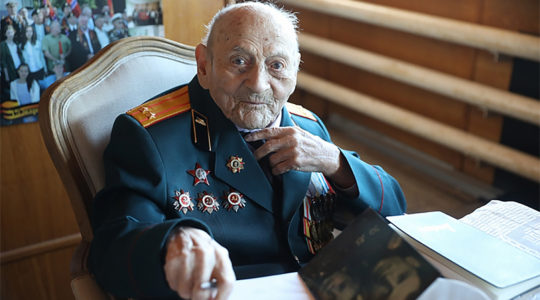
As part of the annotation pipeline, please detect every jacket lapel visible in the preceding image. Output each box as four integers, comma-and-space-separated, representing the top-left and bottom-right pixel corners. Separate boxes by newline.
212, 123, 275, 213
188, 78, 274, 213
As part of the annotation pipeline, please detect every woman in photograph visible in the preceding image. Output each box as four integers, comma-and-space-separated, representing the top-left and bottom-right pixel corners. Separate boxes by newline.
1, 25, 23, 100
21, 25, 47, 85
10, 63, 39, 105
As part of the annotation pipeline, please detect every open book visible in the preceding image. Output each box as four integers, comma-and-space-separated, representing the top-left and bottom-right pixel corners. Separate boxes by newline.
388, 200, 540, 300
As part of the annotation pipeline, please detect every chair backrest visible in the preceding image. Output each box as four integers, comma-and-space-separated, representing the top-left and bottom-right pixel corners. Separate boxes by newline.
39, 36, 197, 241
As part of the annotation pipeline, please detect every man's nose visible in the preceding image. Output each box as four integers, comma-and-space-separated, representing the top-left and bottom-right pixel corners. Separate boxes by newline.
245, 64, 271, 94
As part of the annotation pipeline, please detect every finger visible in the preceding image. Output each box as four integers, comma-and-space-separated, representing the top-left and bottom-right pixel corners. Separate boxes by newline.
253, 134, 296, 161
271, 153, 301, 175
165, 254, 195, 299
165, 229, 195, 298
190, 235, 216, 300
244, 126, 292, 142
212, 243, 235, 300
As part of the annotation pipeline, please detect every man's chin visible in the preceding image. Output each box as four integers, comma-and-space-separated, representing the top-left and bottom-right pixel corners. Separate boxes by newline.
231, 114, 273, 130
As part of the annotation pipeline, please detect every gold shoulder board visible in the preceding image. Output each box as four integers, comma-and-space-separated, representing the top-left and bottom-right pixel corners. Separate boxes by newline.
127, 86, 191, 128
286, 102, 317, 121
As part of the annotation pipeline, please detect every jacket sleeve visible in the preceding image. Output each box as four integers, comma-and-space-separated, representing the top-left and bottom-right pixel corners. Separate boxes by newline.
88, 114, 210, 298
296, 113, 407, 218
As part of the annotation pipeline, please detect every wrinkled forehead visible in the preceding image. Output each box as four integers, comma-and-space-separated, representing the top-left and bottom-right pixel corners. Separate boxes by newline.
211, 7, 298, 55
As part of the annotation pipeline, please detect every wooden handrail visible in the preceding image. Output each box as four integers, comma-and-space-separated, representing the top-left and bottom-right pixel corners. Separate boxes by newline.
297, 72, 540, 183
299, 33, 540, 126
283, 0, 540, 62
0, 233, 82, 264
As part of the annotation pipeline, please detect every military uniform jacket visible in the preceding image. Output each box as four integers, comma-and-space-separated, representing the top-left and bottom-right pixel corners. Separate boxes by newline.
89, 77, 406, 299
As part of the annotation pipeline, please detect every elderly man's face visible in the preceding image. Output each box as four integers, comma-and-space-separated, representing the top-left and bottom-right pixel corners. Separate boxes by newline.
196, 8, 299, 129
79, 14, 89, 29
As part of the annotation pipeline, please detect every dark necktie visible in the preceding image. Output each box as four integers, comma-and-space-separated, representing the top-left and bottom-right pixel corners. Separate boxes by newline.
244, 137, 274, 185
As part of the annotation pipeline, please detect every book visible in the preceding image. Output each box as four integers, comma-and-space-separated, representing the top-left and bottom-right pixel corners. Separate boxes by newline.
388, 200, 540, 300
298, 208, 441, 300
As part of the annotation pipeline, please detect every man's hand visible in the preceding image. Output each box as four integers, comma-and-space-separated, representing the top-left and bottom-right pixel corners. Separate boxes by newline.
244, 127, 356, 189
164, 227, 235, 300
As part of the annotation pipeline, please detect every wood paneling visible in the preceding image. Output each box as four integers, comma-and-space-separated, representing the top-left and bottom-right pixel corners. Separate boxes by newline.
1, 123, 78, 251
285, 0, 538, 183
1, 122, 78, 298
1, 246, 77, 300
162, 0, 227, 46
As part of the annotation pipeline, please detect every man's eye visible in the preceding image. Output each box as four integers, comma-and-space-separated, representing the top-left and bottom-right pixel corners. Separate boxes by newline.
232, 57, 246, 65
270, 61, 284, 70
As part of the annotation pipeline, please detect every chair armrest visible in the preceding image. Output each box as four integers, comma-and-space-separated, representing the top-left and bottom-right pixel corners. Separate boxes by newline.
70, 241, 115, 300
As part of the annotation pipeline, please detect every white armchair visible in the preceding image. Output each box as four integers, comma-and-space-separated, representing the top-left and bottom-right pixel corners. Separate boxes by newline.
39, 36, 197, 299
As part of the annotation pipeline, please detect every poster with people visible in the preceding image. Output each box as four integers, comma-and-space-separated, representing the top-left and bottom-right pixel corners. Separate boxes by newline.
0, 0, 163, 125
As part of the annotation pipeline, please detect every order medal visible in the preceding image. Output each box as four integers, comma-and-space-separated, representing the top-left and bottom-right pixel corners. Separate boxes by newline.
226, 155, 245, 173
187, 163, 211, 186
173, 189, 194, 214
197, 192, 219, 214
223, 189, 246, 212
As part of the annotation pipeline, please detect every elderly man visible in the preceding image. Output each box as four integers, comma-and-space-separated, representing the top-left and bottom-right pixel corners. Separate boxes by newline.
67, 13, 101, 71
89, 2, 406, 300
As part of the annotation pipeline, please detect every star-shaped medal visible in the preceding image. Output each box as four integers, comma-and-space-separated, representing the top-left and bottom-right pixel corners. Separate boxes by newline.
197, 192, 219, 214
187, 163, 211, 186
226, 155, 245, 173
173, 189, 194, 214
223, 189, 246, 212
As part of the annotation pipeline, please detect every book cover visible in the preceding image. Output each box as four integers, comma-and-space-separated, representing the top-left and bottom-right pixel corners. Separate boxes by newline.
299, 208, 440, 300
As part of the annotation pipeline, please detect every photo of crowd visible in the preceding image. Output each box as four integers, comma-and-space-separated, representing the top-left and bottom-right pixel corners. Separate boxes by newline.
0, 0, 162, 125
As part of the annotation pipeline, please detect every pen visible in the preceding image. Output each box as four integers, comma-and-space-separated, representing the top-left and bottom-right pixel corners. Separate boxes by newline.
200, 278, 218, 290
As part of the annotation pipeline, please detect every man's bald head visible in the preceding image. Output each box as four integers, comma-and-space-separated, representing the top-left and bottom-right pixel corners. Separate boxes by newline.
202, 2, 299, 56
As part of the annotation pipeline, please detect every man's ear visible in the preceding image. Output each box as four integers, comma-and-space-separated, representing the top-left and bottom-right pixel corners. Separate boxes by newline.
195, 44, 210, 89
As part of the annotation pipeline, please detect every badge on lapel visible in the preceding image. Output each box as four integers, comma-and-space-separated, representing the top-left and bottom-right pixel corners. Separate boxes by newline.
226, 156, 245, 173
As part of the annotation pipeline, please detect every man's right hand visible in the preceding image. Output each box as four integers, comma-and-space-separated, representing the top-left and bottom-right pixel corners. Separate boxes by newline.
164, 227, 235, 300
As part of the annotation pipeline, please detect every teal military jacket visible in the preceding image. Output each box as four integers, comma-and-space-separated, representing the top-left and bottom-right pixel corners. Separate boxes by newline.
89, 77, 406, 298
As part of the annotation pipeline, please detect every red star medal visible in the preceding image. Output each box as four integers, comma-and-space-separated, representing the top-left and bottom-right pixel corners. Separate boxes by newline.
187, 163, 211, 186
173, 189, 194, 214
226, 156, 245, 173
197, 192, 219, 214
223, 189, 246, 212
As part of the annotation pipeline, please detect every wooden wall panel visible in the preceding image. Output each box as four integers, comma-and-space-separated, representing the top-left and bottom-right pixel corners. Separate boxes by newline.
482, 0, 540, 33
162, 0, 227, 46
1, 123, 78, 251
1, 122, 78, 298
358, 0, 483, 22
285, 0, 538, 183
1, 246, 76, 300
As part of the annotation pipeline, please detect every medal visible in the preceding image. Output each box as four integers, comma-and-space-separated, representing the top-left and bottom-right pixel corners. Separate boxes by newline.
187, 163, 211, 186
302, 172, 337, 254
173, 189, 194, 214
222, 189, 246, 212
226, 155, 245, 173
197, 192, 219, 214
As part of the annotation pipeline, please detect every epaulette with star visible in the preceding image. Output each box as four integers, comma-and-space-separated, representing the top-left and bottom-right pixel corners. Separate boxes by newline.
127, 85, 191, 128
286, 102, 317, 121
